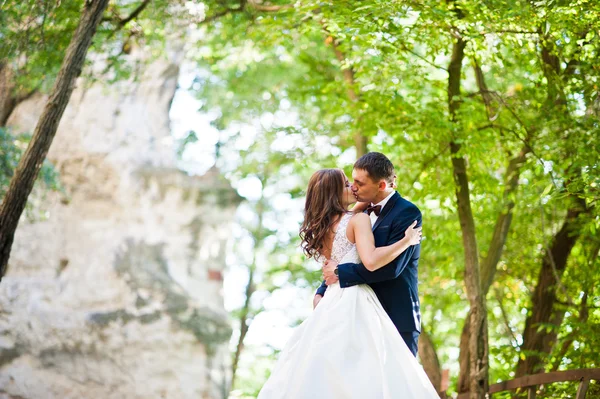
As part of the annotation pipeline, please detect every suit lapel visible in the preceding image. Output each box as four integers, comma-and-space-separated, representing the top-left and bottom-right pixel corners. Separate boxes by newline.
372, 192, 400, 231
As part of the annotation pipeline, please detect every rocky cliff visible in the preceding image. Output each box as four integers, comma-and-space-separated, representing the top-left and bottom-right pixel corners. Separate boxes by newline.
0, 53, 239, 399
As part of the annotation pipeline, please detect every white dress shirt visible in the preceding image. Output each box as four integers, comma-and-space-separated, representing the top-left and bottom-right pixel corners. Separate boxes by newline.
370, 191, 395, 226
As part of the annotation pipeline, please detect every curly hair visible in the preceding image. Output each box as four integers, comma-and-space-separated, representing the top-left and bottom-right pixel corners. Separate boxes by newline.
299, 169, 348, 259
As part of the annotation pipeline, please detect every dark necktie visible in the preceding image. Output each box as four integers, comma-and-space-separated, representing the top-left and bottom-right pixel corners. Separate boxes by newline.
366, 205, 382, 216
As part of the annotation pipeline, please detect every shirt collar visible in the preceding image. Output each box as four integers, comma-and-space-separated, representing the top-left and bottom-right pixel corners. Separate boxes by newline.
372, 191, 395, 210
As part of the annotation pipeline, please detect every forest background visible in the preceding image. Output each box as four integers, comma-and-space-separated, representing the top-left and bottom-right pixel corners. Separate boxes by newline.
1, 0, 599, 398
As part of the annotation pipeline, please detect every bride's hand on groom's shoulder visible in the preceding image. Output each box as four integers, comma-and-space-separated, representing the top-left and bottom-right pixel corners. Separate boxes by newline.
404, 221, 422, 246
352, 202, 369, 213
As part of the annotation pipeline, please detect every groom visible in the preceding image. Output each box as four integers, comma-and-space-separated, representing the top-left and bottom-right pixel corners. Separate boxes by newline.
316, 152, 423, 356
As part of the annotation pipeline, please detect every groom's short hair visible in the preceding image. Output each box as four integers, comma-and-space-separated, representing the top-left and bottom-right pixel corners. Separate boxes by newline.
354, 152, 395, 183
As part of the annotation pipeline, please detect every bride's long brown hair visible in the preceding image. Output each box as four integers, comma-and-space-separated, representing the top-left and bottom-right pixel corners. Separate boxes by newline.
299, 169, 349, 259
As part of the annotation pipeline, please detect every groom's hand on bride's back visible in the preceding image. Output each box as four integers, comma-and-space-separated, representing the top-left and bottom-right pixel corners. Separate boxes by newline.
322, 259, 339, 285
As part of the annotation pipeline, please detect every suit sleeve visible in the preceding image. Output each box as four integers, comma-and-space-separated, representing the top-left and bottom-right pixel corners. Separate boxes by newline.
315, 280, 327, 296
337, 208, 422, 287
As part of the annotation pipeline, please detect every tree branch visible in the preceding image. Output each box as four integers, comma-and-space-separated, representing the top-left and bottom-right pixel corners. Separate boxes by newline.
494, 287, 519, 347
200, 7, 246, 24
472, 58, 534, 294
321, 21, 367, 156
103, 0, 151, 26
409, 144, 450, 186
119, 0, 151, 27
103, 0, 151, 41
480, 142, 530, 294
200, 0, 292, 25
483, 30, 539, 35
398, 42, 448, 72
247, 0, 293, 11
472, 61, 496, 120
477, 89, 562, 191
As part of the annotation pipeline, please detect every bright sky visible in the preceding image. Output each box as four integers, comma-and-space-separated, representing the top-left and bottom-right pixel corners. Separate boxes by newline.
169, 63, 313, 358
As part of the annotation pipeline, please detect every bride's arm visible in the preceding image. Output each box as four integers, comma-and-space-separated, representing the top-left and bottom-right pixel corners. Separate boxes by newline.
350, 213, 421, 271
351, 201, 369, 213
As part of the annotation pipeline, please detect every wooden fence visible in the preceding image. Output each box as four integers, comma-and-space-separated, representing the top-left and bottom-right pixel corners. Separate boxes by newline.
456, 368, 600, 399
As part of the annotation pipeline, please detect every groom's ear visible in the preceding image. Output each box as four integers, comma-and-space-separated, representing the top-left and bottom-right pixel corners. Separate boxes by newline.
378, 180, 387, 191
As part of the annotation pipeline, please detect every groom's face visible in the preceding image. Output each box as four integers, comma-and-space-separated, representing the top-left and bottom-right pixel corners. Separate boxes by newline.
351, 168, 382, 203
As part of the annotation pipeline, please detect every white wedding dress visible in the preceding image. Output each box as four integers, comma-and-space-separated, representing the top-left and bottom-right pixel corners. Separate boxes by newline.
258, 213, 439, 399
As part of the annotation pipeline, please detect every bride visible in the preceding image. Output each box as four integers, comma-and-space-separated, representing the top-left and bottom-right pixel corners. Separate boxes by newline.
258, 168, 439, 399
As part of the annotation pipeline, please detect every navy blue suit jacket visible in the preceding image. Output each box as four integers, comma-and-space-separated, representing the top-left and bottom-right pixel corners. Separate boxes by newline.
316, 192, 422, 333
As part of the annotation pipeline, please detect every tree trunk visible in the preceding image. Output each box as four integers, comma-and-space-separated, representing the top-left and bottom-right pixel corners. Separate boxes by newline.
447, 35, 489, 399
457, 319, 470, 393
0, 64, 16, 126
231, 267, 255, 389
513, 30, 591, 376
328, 34, 368, 157
450, 139, 489, 399
0, 0, 110, 279
540, 36, 567, 109
456, 53, 534, 391
0, 65, 35, 127
472, 60, 532, 294
516, 198, 588, 377
457, 143, 529, 391
419, 329, 447, 398
231, 201, 265, 391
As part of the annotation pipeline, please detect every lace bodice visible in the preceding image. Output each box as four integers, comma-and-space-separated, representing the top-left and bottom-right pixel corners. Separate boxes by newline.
317, 213, 360, 264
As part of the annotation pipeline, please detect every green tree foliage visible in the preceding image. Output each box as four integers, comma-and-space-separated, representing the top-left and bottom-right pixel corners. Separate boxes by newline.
1, 0, 598, 396
0, 0, 192, 94
185, 0, 600, 396
0, 127, 61, 214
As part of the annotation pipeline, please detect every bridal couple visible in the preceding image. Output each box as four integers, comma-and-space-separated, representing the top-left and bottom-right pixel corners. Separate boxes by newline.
258, 152, 439, 398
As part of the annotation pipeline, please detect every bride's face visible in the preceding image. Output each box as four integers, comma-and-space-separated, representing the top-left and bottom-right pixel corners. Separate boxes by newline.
342, 174, 357, 207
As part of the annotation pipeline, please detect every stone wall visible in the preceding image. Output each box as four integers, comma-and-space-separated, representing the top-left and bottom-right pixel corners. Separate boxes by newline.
0, 54, 239, 399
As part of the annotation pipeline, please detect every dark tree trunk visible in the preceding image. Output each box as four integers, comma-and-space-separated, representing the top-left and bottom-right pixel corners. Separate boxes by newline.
457, 143, 529, 392
447, 35, 489, 399
419, 329, 447, 398
457, 319, 470, 393
516, 198, 588, 377
333, 47, 368, 157
325, 27, 368, 157
0, 65, 35, 127
0, 64, 16, 126
0, 0, 110, 279
513, 28, 591, 376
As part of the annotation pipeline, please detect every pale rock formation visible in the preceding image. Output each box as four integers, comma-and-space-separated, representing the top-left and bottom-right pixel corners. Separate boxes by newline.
0, 54, 239, 399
